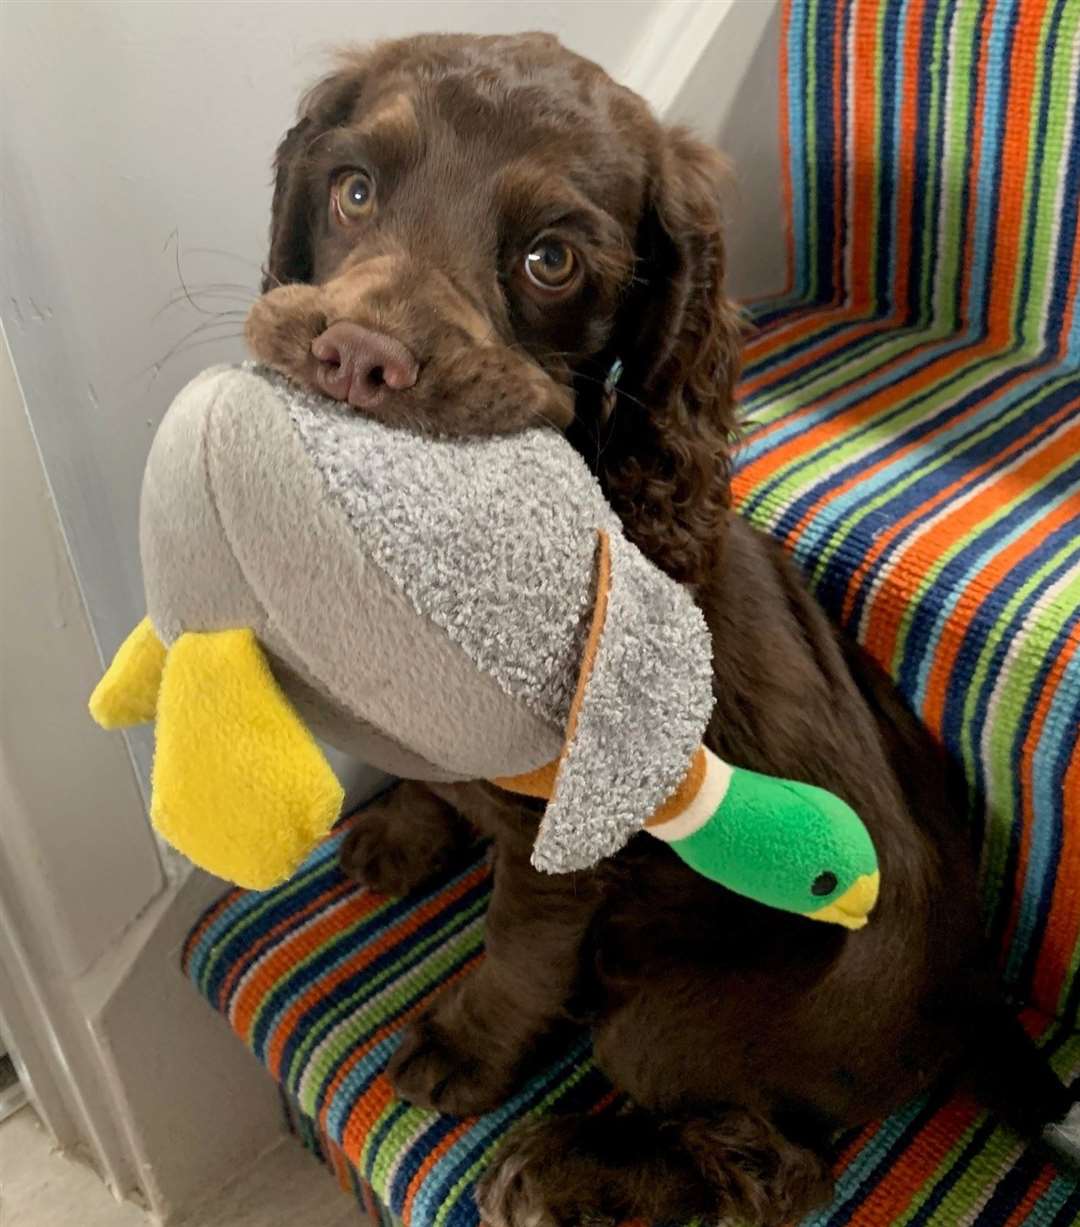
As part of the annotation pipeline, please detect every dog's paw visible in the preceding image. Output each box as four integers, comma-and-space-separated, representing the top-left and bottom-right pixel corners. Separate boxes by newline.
387, 1011, 515, 1116
340, 782, 470, 896
476, 1120, 614, 1227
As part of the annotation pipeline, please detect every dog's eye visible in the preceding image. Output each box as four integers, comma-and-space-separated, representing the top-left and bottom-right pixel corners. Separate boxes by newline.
333, 171, 375, 221
523, 239, 579, 292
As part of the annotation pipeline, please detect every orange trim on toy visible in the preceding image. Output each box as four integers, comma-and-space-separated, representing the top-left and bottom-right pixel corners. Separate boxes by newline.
494, 530, 704, 834
644, 746, 707, 828
492, 527, 613, 799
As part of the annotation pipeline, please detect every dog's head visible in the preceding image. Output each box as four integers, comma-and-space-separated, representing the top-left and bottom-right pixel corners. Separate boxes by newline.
246, 33, 741, 583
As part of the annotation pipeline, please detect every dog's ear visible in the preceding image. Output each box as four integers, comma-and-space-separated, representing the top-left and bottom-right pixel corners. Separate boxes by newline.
589, 127, 744, 587
263, 58, 369, 292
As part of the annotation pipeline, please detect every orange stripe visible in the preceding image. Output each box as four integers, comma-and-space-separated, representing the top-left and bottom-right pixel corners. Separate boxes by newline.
743, 0, 923, 398
830, 0, 849, 305
778, 0, 796, 300
1058, 197, 1080, 355
739, 311, 897, 401
333, 956, 480, 1150
849, 0, 882, 313
340, 1073, 396, 1161
260, 867, 488, 1075
851, 410, 1078, 668
734, 332, 1002, 501
1003, 1165, 1056, 1227
745, 0, 1053, 524
954, 0, 995, 336
218, 878, 357, 1007
1004, 628, 1080, 967
403, 1118, 475, 1218
903, 461, 1080, 728
870, 421, 1080, 726
775, 348, 1056, 555
231, 886, 387, 1047
327, 1137, 353, 1193
835, 1121, 879, 1171
738, 310, 844, 389
838, 392, 1080, 626
891, 0, 926, 316
855, 1097, 983, 1221
181, 886, 244, 973
1033, 656, 1080, 1012
986, 0, 1041, 343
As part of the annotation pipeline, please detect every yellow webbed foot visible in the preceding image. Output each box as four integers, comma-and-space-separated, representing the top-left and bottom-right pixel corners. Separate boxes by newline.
151, 628, 343, 890
89, 617, 167, 729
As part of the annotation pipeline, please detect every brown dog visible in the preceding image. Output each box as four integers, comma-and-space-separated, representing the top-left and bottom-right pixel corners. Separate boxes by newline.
245, 33, 1073, 1227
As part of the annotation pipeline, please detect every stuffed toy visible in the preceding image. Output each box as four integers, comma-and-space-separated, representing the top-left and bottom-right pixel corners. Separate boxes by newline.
90, 365, 879, 929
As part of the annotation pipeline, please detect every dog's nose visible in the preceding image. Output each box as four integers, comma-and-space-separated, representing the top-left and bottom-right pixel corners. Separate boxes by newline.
311, 321, 419, 409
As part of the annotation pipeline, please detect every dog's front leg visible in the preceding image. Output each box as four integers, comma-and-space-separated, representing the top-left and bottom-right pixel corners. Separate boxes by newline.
387, 782, 601, 1115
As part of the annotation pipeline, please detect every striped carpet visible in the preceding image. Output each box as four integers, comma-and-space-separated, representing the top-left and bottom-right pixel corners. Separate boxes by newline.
184, 0, 1080, 1222
184, 826, 1080, 1226
735, 0, 1080, 1023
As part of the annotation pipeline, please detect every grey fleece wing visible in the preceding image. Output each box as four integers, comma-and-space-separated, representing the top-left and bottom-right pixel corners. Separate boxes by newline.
531, 531, 715, 874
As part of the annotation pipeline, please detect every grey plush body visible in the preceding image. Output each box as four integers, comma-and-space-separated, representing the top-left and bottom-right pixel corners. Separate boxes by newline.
140, 364, 713, 871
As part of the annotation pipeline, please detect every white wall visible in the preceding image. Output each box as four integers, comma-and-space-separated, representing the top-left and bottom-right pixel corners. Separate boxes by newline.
0, 0, 656, 725
0, 4, 783, 779
0, 0, 668, 799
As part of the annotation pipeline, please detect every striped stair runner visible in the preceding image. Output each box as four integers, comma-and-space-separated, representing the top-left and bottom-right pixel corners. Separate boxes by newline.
736, 0, 1080, 1023
184, 827, 1080, 1226
185, 1, 1080, 1223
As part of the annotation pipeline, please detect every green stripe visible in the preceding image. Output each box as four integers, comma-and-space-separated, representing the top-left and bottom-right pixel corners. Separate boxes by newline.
195, 852, 345, 998
936, 1, 980, 334
744, 338, 1049, 541
807, 366, 1079, 590
965, 547, 1080, 913
805, 0, 822, 303
291, 902, 489, 1114
1011, 0, 1064, 348
429, 1058, 600, 1227
866, 0, 889, 313
891, 447, 1080, 677
916, 0, 955, 327
896, 1118, 1017, 1226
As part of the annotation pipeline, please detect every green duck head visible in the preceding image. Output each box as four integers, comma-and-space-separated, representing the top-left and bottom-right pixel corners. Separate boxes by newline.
665, 766, 881, 930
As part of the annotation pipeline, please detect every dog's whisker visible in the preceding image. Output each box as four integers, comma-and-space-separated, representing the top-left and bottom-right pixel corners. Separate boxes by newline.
154, 296, 251, 321
181, 247, 265, 272
147, 321, 246, 381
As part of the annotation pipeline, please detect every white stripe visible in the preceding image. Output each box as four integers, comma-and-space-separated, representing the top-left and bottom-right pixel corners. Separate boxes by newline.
955, 1137, 1028, 1226
856, 410, 1080, 643
648, 749, 733, 843
976, 553, 1080, 876
295, 914, 486, 1113
226, 888, 359, 1026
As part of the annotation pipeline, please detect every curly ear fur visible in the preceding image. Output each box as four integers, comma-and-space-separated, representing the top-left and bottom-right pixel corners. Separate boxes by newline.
590, 128, 744, 589
263, 57, 369, 291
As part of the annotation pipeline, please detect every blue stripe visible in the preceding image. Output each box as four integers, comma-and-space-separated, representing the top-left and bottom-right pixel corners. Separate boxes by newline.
243, 876, 484, 1057
268, 882, 488, 1077
1008, 613, 1080, 987
800, 359, 1066, 582
900, 489, 1080, 709
839, 372, 1080, 627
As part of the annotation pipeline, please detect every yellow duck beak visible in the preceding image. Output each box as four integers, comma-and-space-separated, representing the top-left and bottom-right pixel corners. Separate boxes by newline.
90, 619, 343, 889
802, 870, 881, 931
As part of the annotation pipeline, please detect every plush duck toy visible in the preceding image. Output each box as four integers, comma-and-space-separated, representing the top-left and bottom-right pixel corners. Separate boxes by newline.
90, 365, 879, 929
